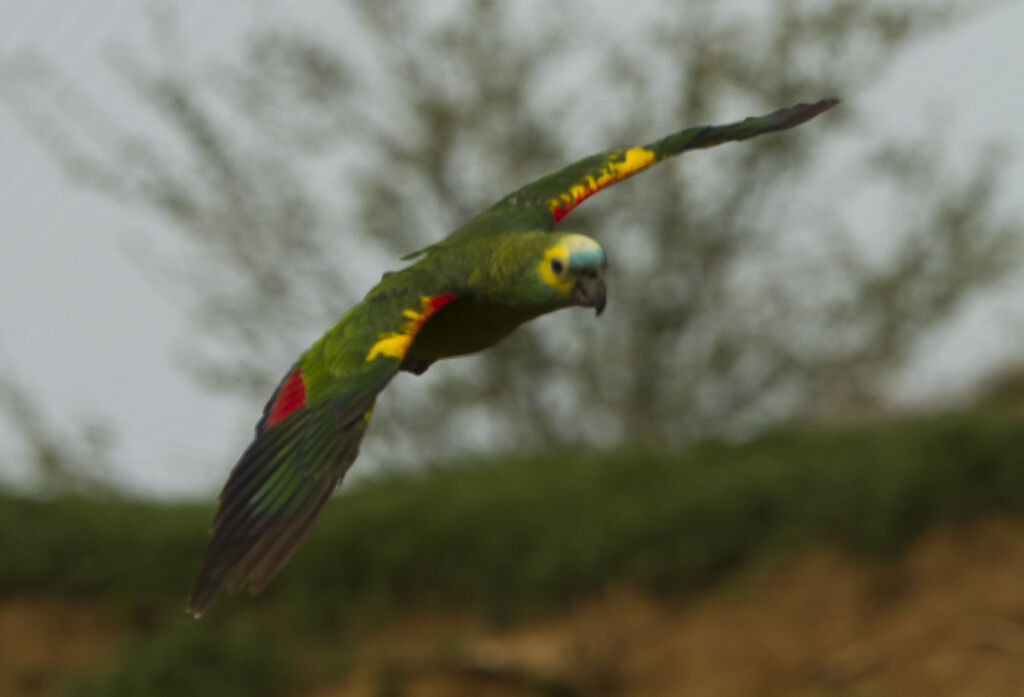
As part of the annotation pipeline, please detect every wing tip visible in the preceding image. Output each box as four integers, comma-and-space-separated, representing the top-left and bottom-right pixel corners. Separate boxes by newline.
186, 582, 216, 618
774, 97, 841, 129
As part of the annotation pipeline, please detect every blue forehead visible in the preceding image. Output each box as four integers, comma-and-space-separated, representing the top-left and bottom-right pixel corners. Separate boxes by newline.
568, 245, 606, 271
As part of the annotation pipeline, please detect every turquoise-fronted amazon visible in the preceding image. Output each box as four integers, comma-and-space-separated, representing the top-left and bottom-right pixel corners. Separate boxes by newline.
187, 99, 837, 615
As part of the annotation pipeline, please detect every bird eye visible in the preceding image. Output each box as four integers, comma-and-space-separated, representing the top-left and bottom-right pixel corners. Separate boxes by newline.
550, 258, 565, 275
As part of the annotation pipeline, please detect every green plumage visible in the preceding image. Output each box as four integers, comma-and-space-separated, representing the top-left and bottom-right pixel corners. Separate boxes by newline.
187, 99, 837, 616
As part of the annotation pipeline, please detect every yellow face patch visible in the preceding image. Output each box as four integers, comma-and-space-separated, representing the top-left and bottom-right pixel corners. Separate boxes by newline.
365, 294, 456, 362
538, 234, 605, 297
538, 242, 575, 296
548, 146, 657, 221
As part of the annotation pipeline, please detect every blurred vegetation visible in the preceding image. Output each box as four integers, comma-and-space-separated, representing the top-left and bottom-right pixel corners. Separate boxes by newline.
6, 414, 1024, 622
0, 374, 114, 495
974, 365, 1024, 416
3, 0, 1022, 487
65, 620, 297, 697
2, 3, 1023, 694
2, 412, 1023, 696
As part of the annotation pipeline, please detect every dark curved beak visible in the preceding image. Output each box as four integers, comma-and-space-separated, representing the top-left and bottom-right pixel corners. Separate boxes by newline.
572, 274, 607, 316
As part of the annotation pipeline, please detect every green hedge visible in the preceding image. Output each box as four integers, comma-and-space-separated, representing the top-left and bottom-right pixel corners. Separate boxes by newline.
1, 413, 1022, 626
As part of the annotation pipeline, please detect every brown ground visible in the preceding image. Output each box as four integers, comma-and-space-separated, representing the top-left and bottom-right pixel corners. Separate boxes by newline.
0, 599, 116, 697
316, 518, 1024, 697
5, 518, 1024, 697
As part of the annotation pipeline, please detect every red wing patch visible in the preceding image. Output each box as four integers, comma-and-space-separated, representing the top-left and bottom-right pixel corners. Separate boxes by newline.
264, 368, 306, 428
548, 146, 657, 223
425, 293, 457, 313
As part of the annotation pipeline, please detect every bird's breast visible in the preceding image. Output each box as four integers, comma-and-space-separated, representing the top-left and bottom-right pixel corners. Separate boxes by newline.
403, 295, 543, 362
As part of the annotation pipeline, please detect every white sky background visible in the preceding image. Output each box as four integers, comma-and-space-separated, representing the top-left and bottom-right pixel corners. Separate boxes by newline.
1, 0, 1023, 498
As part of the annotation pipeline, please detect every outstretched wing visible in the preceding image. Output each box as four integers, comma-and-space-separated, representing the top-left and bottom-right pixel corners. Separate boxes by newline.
187, 277, 458, 616
406, 99, 837, 258
518, 98, 838, 226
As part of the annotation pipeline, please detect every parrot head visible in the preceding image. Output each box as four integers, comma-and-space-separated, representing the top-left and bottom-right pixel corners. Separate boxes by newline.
473, 231, 607, 316
536, 233, 607, 315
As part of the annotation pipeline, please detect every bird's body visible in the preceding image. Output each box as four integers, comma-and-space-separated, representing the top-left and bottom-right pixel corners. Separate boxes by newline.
188, 99, 837, 616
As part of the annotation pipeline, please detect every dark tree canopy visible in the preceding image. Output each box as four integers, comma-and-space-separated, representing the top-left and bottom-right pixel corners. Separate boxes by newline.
3, 0, 1020, 483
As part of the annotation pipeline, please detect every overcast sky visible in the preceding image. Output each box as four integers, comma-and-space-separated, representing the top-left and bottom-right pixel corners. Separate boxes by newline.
2, 0, 1024, 497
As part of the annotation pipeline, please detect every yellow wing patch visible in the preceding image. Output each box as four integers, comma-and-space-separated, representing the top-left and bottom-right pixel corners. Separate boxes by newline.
548, 146, 657, 222
365, 294, 456, 362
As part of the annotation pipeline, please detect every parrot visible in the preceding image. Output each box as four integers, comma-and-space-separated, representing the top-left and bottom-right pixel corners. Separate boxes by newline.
187, 98, 838, 616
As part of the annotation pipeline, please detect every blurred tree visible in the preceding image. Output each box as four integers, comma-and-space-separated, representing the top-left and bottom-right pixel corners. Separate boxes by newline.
0, 372, 113, 494
5, 0, 1020, 474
